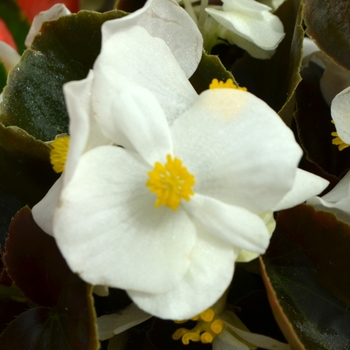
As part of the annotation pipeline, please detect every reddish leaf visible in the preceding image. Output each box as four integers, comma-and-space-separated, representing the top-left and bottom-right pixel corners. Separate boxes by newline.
304, 0, 350, 70
261, 205, 350, 349
1, 207, 98, 349
17, 0, 80, 22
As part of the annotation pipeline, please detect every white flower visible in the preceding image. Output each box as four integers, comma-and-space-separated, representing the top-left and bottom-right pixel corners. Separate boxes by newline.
205, 0, 285, 59
302, 38, 350, 149
33, 4, 327, 320
33, 0, 203, 236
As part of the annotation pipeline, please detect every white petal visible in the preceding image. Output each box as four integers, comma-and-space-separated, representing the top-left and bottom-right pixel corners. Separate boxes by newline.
92, 26, 197, 131
307, 170, 350, 216
331, 86, 350, 144
0, 42, 20, 71
172, 89, 302, 214
184, 194, 269, 254
128, 232, 237, 320
25, 4, 71, 48
32, 177, 63, 235
273, 169, 329, 211
221, 311, 291, 349
97, 303, 151, 341
99, 85, 173, 166
236, 211, 275, 262
213, 330, 250, 350
206, 0, 284, 53
54, 146, 196, 294
102, 0, 203, 78
63, 70, 110, 185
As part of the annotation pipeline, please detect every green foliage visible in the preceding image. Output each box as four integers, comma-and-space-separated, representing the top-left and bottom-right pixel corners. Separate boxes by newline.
0, 9, 126, 142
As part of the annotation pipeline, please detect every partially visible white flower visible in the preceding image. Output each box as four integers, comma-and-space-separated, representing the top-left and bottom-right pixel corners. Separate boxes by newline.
302, 38, 350, 106
302, 38, 350, 150
307, 170, 350, 223
205, 0, 285, 59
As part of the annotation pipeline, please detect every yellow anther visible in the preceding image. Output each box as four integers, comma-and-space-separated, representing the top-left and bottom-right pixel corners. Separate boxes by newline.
172, 328, 189, 340
331, 131, 350, 151
209, 78, 247, 91
146, 154, 195, 210
201, 332, 213, 344
211, 319, 224, 334
200, 308, 215, 322
172, 308, 225, 345
182, 332, 201, 345
50, 136, 70, 173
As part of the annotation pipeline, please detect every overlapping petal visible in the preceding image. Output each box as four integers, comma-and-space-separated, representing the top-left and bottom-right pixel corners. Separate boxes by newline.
184, 194, 269, 253
128, 231, 237, 319
101, 85, 173, 166
92, 25, 197, 132
54, 146, 196, 294
103, 0, 203, 78
171, 88, 302, 213
206, 0, 285, 59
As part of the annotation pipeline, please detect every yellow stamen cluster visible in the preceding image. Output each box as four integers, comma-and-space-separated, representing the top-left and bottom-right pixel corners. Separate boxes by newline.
331, 131, 350, 151
209, 78, 247, 91
50, 136, 70, 173
172, 308, 224, 345
146, 154, 195, 210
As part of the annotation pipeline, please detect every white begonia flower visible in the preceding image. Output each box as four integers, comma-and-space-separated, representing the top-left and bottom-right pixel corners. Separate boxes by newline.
33, 1, 328, 318
32, 0, 203, 236
205, 0, 285, 59
35, 22, 328, 320
0, 4, 71, 73
98, 302, 290, 349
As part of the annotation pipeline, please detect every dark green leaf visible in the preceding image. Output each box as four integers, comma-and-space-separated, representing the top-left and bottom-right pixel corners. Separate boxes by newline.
0, 9, 126, 141
189, 51, 234, 94
303, 0, 350, 70
1, 207, 98, 350
261, 205, 350, 350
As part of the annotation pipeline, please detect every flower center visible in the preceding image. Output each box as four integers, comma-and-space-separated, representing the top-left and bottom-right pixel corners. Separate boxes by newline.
209, 78, 247, 91
50, 136, 70, 173
331, 131, 350, 151
146, 154, 195, 210
172, 308, 224, 344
